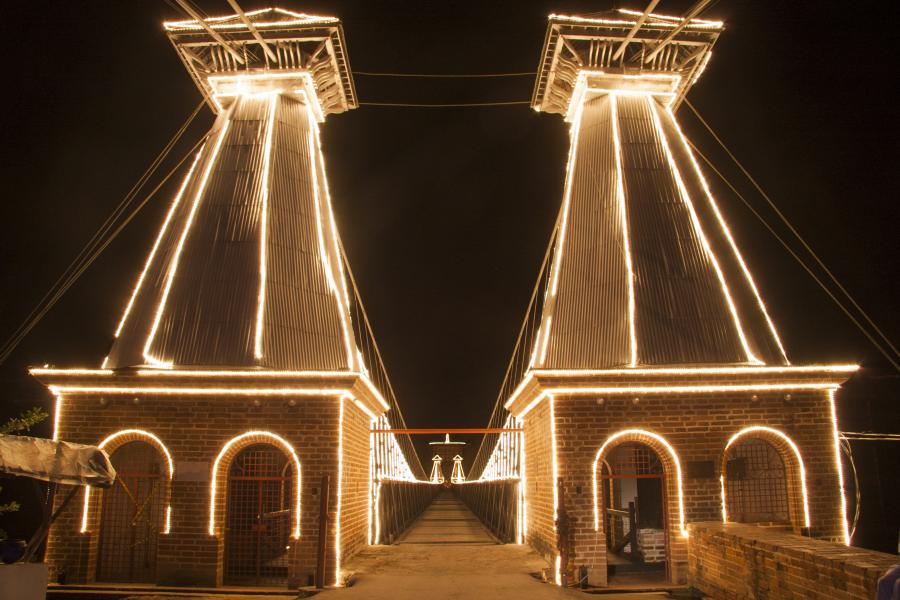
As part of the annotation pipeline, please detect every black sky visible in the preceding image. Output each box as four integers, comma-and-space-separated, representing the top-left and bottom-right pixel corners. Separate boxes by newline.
1, 1, 898, 551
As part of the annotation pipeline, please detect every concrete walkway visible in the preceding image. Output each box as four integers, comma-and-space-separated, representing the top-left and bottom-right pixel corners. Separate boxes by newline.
319, 491, 670, 600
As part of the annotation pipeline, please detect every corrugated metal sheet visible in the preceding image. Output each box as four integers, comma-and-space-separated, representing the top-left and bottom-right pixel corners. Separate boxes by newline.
658, 108, 788, 365
544, 94, 631, 369
619, 94, 744, 365
538, 93, 787, 369
107, 93, 353, 370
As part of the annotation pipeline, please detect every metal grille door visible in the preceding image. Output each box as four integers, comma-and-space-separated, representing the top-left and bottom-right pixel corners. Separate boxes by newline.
725, 437, 789, 523
224, 444, 293, 586
96, 441, 164, 582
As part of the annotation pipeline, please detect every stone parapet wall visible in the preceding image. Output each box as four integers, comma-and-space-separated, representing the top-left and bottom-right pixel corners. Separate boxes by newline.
687, 522, 899, 599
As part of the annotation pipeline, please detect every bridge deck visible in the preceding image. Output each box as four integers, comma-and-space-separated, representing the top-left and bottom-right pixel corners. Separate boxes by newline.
398, 490, 495, 545
321, 490, 668, 599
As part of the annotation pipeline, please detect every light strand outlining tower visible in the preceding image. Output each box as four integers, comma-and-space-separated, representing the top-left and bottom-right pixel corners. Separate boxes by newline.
33, 8, 432, 589
463, 8, 857, 589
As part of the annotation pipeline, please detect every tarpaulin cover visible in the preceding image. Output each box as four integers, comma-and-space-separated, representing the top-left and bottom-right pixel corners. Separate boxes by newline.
0, 434, 115, 487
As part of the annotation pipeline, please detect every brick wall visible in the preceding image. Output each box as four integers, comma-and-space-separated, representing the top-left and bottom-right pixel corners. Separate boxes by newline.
688, 523, 898, 599
46, 392, 374, 587
523, 397, 556, 561
521, 389, 846, 587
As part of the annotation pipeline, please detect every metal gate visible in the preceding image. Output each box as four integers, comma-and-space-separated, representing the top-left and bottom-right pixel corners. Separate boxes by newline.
601, 443, 668, 571
725, 437, 789, 523
224, 444, 293, 586
96, 441, 164, 582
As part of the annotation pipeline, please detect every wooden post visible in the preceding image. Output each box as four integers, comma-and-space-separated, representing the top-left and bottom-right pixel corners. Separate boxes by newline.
315, 474, 330, 588
628, 501, 638, 558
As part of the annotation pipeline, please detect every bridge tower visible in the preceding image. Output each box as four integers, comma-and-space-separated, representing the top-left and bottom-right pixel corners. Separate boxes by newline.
32, 7, 424, 588
497, 9, 857, 587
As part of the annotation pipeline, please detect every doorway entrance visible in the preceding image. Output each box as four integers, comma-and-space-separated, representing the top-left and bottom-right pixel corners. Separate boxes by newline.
224, 444, 294, 586
96, 441, 164, 582
600, 442, 668, 585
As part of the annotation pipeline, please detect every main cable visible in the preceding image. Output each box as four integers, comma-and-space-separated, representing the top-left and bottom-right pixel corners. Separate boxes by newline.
354, 71, 535, 78
684, 137, 900, 374
360, 100, 530, 108
684, 98, 900, 366
0, 130, 209, 365
0, 99, 206, 365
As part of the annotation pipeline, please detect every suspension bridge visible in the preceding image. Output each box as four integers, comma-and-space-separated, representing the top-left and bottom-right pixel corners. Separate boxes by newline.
19, 2, 898, 600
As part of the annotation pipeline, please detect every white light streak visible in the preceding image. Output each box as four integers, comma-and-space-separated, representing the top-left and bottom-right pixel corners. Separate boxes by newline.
310, 112, 358, 371
609, 94, 638, 367
50, 385, 351, 397
114, 145, 205, 338
144, 115, 232, 367
828, 389, 851, 545
52, 395, 62, 442
550, 396, 559, 523
254, 94, 278, 360
82, 429, 174, 534
210, 431, 301, 538
335, 397, 345, 585
647, 97, 761, 364
164, 7, 339, 31
663, 105, 789, 362
549, 12, 722, 30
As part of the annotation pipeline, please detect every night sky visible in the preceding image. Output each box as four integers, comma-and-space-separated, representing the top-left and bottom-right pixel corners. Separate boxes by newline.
1, 1, 898, 552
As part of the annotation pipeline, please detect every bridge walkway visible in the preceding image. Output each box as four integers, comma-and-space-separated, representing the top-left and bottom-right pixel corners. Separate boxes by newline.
320, 490, 666, 599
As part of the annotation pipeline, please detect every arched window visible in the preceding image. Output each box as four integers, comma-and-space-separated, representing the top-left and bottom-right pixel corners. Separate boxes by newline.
721, 427, 810, 531
723, 437, 789, 523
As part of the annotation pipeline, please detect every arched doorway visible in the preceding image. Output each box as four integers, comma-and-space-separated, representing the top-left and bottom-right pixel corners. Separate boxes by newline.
96, 441, 165, 582
599, 442, 668, 584
224, 443, 294, 586
723, 437, 789, 524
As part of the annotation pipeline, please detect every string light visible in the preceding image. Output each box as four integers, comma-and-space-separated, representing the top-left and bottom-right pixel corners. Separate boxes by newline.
309, 100, 358, 371
51, 395, 62, 442
254, 94, 278, 360
209, 431, 302, 538
616, 8, 724, 28
164, 7, 339, 31
647, 96, 762, 364
335, 397, 345, 585
549, 12, 722, 30
828, 389, 851, 545
144, 116, 232, 367
114, 146, 206, 338
82, 429, 174, 534
609, 94, 638, 367
663, 104, 789, 362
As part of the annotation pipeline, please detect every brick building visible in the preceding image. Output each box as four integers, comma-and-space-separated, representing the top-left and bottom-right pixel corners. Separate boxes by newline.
32, 9, 424, 588
480, 10, 857, 588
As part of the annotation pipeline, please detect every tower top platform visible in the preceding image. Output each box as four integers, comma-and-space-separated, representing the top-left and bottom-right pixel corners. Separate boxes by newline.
164, 7, 357, 117
532, 8, 722, 117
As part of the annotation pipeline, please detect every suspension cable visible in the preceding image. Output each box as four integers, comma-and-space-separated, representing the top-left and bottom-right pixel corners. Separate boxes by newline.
472, 209, 562, 477
360, 101, 530, 108
0, 127, 209, 365
355, 71, 535, 78
684, 137, 900, 373
684, 98, 900, 366
0, 99, 207, 365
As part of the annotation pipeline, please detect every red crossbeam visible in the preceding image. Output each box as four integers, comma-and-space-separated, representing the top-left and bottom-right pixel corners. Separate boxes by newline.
369, 428, 523, 434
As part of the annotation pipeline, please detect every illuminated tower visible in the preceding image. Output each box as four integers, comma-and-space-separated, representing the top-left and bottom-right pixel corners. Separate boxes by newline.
499, 9, 857, 587
430, 455, 445, 484
450, 455, 466, 484
32, 8, 421, 588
